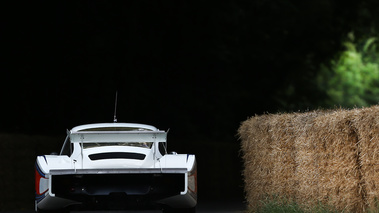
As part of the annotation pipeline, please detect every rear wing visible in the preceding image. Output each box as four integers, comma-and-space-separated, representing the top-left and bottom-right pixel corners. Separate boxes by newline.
50, 168, 187, 175
69, 131, 167, 143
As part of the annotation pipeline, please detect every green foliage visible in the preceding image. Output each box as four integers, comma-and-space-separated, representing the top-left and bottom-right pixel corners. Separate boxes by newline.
317, 33, 379, 108
253, 198, 340, 213
255, 198, 304, 213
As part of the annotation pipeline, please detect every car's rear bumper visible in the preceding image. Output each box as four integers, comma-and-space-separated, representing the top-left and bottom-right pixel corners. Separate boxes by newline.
37, 168, 196, 210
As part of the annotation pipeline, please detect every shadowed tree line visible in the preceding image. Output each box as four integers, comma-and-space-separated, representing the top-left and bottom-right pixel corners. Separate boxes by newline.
3, 0, 379, 140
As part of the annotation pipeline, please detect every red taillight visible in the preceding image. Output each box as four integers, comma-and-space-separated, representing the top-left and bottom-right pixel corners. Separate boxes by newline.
35, 164, 48, 195
35, 167, 41, 194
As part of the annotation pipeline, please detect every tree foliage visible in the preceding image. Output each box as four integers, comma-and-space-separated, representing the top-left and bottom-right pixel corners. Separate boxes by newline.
317, 34, 379, 108
3, 0, 379, 138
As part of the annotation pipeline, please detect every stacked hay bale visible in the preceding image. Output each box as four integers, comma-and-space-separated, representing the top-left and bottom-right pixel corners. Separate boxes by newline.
238, 106, 379, 212
269, 113, 298, 199
239, 114, 274, 209
293, 111, 327, 208
311, 110, 364, 212
351, 106, 379, 210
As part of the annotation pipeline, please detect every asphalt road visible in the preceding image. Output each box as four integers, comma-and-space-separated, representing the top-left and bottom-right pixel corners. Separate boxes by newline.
73, 201, 246, 212
5, 201, 246, 213
195, 200, 246, 212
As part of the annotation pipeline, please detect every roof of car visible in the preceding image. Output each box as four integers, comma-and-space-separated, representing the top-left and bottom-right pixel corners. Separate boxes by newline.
70, 123, 158, 133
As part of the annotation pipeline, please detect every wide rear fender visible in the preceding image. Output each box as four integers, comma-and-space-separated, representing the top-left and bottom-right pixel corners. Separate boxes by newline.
36, 155, 71, 174
158, 154, 196, 171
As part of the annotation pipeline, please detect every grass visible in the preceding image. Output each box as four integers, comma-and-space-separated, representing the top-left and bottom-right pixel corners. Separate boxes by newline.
252, 197, 340, 213
248, 197, 379, 213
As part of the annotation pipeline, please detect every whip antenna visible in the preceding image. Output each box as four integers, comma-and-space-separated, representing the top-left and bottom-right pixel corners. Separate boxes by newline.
113, 91, 118, 123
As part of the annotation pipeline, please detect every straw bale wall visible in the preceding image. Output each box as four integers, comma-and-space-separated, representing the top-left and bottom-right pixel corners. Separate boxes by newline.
351, 106, 379, 210
239, 114, 274, 207
293, 111, 327, 207
238, 106, 379, 212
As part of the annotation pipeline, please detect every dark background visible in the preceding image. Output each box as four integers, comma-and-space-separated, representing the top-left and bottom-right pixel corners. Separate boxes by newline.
2, 0, 379, 210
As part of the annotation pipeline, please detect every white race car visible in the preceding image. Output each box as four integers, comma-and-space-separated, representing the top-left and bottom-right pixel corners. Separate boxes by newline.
35, 123, 197, 212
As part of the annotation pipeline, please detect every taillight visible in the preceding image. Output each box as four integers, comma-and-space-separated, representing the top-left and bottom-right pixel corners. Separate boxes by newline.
188, 163, 197, 199
35, 163, 48, 195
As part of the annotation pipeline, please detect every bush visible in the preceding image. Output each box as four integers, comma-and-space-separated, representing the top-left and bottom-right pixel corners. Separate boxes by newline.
317, 33, 379, 108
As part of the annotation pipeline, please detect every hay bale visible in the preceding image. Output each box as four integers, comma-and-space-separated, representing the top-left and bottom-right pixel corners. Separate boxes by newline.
293, 110, 328, 208
312, 109, 364, 212
269, 113, 300, 199
239, 114, 276, 209
238, 106, 375, 213
351, 106, 379, 210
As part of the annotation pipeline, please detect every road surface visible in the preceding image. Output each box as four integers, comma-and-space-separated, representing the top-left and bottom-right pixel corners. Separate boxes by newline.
4, 200, 245, 213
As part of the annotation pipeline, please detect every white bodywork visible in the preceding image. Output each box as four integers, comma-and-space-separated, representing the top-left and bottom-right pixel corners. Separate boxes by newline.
35, 123, 197, 211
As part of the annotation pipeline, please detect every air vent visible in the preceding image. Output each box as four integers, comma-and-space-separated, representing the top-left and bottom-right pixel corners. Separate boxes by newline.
89, 152, 146, 161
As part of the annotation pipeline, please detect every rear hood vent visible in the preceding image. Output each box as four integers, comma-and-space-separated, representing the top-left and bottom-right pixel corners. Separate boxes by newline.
88, 152, 146, 161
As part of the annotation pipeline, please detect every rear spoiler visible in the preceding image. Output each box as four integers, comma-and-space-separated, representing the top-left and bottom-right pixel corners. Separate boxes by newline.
50, 168, 187, 175
69, 131, 167, 143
